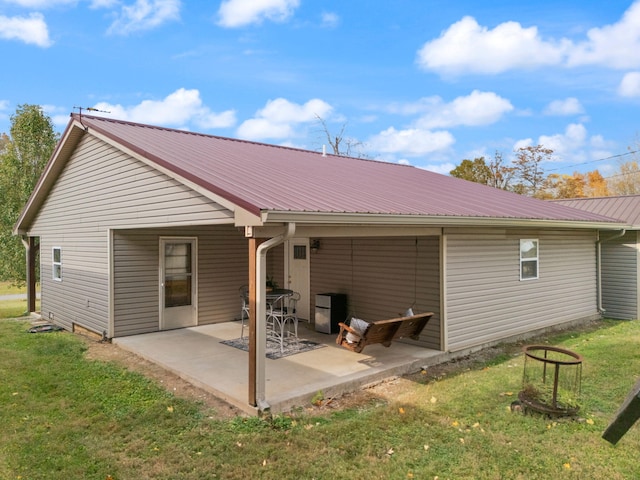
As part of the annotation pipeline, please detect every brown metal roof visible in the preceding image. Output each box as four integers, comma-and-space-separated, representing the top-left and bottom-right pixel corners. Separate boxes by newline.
59, 114, 619, 225
553, 195, 640, 227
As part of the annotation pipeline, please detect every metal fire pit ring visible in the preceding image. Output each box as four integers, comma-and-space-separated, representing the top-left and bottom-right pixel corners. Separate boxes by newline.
519, 345, 584, 417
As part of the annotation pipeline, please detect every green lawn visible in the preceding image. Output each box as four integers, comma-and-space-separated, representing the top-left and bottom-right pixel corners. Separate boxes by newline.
1, 317, 639, 479
0, 281, 40, 318
0, 281, 26, 296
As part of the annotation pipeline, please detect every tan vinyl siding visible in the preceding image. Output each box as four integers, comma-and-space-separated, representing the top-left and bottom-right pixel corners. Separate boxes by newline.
113, 225, 247, 337
600, 231, 639, 319
310, 236, 441, 349
29, 134, 236, 336
445, 229, 598, 351
39, 236, 109, 335
267, 244, 285, 288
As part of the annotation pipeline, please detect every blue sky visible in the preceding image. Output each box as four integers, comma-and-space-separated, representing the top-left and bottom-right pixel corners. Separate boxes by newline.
2, 0, 640, 177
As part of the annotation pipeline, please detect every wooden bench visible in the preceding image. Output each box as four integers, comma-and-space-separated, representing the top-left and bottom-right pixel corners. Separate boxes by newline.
336, 312, 433, 354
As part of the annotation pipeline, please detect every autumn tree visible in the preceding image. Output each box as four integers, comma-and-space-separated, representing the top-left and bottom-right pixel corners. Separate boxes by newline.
585, 170, 609, 197
607, 161, 640, 195
450, 152, 516, 190
543, 172, 586, 199
449, 157, 491, 184
0, 105, 58, 282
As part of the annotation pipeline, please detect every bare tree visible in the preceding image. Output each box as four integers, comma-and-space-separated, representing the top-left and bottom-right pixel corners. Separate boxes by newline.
487, 151, 516, 190
314, 115, 369, 158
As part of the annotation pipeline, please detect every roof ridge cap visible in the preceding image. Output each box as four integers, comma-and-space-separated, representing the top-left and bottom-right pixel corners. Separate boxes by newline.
69, 113, 417, 167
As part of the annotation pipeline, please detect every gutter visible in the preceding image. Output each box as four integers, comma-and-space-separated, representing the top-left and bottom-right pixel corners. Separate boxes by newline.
254, 222, 296, 412
262, 211, 624, 231
596, 229, 627, 315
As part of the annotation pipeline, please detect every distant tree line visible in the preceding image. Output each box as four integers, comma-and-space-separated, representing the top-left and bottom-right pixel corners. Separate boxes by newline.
450, 145, 640, 199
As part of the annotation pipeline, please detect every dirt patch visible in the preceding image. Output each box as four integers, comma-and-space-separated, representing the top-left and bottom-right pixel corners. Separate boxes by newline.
304, 344, 514, 414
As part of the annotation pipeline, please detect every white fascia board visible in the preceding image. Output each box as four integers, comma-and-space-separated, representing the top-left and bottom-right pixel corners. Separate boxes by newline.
234, 206, 264, 227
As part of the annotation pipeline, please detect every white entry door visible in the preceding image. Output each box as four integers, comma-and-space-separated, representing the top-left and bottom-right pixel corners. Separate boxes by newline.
160, 237, 197, 330
285, 238, 310, 321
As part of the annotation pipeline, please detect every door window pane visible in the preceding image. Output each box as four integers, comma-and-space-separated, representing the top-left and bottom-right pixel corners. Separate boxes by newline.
164, 243, 192, 307
165, 276, 192, 307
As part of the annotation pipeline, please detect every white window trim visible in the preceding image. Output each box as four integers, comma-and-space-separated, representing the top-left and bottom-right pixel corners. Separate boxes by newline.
520, 239, 539, 281
52, 246, 62, 281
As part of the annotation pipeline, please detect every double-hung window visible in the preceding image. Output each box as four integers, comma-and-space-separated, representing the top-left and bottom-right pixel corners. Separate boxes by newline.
52, 247, 62, 281
520, 239, 539, 280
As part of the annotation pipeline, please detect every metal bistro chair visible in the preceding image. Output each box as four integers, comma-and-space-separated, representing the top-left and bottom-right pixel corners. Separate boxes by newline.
266, 291, 300, 353
239, 285, 250, 338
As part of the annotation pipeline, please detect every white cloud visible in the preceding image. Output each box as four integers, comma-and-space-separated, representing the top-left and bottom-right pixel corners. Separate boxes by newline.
321, 12, 339, 28
538, 123, 587, 158
413, 90, 513, 129
513, 138, 533, 151
516, 124, 617, 167
367, 127, 455, 157
107, 0, 181, 35
217, 0, 299, 28
39, 104, 70, 128
2, 0, 76, 6
588, 135, 615, 163
568, 1, 640, 69
90, 0, 119, 7
417, 2, 640, 75
515, 123, 592, 163
236, 97, 332, 140
619, 71, 640, 97
543, 97, 584, 116
0, 13, 52, 47
419, 162, 456, 175
91, 88, 237, 129
416, 16, 567, 75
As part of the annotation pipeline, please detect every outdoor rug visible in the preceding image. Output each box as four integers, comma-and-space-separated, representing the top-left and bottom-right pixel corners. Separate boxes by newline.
221, 336, 326, 360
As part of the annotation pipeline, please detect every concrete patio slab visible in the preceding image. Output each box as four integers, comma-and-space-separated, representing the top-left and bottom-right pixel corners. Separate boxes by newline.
114, 321, 445, 415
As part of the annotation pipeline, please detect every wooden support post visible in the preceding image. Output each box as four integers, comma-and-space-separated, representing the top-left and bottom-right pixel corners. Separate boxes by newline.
247, 238, 264, 407
25, 237, 38, 314
603, 378, 640, 444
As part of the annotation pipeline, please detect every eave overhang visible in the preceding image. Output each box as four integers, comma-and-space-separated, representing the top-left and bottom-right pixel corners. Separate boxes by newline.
257, 210, 629, 231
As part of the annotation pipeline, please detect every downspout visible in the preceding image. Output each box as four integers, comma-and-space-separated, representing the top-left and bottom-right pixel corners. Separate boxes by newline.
254, 222, 296, 412
597, 229, 626, 315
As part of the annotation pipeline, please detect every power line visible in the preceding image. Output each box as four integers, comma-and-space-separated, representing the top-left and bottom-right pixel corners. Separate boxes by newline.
602, 169, 640, 181
546, 149, 639, 173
